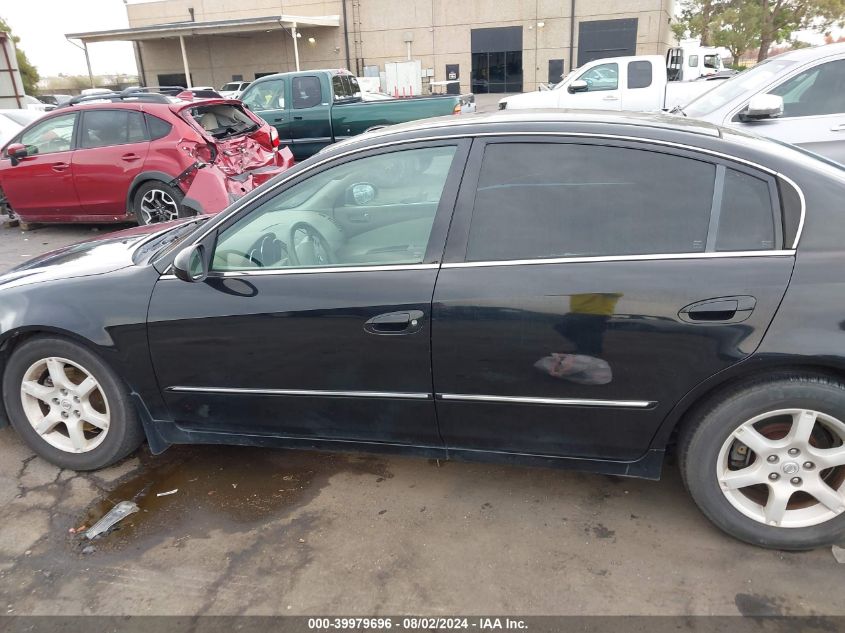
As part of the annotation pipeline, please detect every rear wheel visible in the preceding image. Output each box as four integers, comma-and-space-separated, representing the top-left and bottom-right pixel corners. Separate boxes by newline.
679, 374, 845, 550
2, 337, 144, 470
132, 181, 187, 225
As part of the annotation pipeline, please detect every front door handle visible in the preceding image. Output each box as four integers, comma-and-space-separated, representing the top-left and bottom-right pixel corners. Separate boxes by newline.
293, 116, 303, 120
51, 162, 70, 172
602, 95, 619, 101
831, 123, 845, 132
679, 296, 756, 324
364, 310, 424, 335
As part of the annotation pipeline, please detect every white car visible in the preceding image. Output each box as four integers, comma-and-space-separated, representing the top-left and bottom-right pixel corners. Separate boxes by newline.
0, 109, 43, 146
499, 55, 719, 113
219, 81, 251, 99
681, 42, 845, 164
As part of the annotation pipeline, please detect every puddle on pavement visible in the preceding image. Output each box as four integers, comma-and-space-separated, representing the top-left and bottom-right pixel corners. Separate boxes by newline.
74, 445, 391, 552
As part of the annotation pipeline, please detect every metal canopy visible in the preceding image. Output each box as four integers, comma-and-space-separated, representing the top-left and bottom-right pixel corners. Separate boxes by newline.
66, 14, 340, 87
66, 14, 340, 43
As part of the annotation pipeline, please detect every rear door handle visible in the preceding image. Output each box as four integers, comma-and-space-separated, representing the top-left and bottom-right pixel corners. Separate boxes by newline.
364, 310, 424, 335
121, 153, 141, 162
51, 162, 70, 172
679, 296, 756, 324
831, 123, 845, 132
293, 116, 303, 120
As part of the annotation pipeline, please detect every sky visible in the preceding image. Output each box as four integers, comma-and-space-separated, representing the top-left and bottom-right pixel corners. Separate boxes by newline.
1, 1, 842, 80
2, 0, 139, 77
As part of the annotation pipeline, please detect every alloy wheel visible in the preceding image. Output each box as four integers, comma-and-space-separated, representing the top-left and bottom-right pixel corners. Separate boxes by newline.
19, 356, 110, 454
139, 189, 179, 224
718, 408, 845, 528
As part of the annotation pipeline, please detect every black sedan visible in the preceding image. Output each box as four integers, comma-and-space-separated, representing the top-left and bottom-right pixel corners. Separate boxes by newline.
1, 111, 845, 551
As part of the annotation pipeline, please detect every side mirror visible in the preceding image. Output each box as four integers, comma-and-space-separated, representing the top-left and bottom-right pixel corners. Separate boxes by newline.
538, 83, 550, 92
346, 182, 378, 206
6, 143, 27, 166
568, 80, 588, 94
172, 244, 208, 283
740, 94, 784, 122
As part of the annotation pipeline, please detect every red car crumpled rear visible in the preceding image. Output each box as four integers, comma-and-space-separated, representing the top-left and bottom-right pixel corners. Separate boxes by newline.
175, 100, 294, 213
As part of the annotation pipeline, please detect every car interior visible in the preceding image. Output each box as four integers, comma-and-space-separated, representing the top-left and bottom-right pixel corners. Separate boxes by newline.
211, 146, 456, 271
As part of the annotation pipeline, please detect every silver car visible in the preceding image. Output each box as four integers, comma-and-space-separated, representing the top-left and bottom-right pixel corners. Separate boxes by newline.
682, 42, 845, 164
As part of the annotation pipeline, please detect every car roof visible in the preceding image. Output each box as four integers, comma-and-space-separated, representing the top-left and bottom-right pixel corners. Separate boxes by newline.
320, 109, 845, 182
251, 68, 351, 83
769, 41, 845, 63
329, 109, 723, 150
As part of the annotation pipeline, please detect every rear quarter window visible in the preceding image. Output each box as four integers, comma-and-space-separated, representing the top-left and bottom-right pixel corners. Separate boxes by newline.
145, 114, 172, 140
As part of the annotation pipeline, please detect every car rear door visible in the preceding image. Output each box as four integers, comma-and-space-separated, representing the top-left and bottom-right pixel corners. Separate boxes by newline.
147, 140, 469, 448
432, 138, 795, 462
288, 74, 333, 159
0, 112, 80, 221
72, 108, 151, 216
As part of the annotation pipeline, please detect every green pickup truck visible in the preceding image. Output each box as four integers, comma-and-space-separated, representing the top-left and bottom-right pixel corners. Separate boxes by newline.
239, 69, 471, 160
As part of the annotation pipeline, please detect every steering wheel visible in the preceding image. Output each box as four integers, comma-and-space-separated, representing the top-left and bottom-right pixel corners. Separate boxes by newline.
288, 222, 334, 267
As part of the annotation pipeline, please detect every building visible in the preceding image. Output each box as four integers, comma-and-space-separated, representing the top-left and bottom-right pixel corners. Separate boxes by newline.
68, 0, 676, 94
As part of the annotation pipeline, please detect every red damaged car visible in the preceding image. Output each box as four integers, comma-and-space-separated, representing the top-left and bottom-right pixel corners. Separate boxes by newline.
0, 93, 294, 225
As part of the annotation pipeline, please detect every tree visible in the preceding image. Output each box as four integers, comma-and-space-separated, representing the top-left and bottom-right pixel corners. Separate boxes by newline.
0, 16, 39, 95
712, 2, 761, 66
673, 0, 845, 64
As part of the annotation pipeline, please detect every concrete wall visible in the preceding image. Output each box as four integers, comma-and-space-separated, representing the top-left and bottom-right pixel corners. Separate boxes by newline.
129, 0, 675, 93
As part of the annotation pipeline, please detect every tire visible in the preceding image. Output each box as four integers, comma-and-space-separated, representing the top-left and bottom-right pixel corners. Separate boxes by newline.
678, 373, 845, 550
2, 336, 144, 470
132, 180, 187, 226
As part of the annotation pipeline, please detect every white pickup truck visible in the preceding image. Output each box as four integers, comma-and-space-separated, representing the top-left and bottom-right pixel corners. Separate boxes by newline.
498, 55, 722, 113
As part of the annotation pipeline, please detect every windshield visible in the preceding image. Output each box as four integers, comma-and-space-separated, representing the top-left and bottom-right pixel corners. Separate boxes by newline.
134, 218, 209, 264
684, 58, 797, 117
221, 83, 241, 91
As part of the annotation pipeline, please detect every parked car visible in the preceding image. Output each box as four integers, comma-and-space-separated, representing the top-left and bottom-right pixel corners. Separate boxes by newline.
176, 87, 223, 100
22, 95, 51, 112
239, 68, 473, 160
219, 81, 251, 99
1, 111, 844, 550
680, 42, 845, 164
34, 94, 72, 109
0, 93, 294, 225
499, 55, 724, 113
0, 109, 43, 147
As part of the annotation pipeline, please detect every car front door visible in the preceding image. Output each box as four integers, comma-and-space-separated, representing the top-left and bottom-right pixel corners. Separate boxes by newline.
729, 57, 845, 164
147, 140, 469, 448
72, 108, 151, 216
562, 62, 621, 110
0, 112, 80, 221
288, 74, 333, 159
241, 78, 291, 149
432, 139, 795, 462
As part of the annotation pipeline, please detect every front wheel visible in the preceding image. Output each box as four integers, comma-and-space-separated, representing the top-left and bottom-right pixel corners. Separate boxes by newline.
132, 181, 187, 225
679, 374, 845, 550
2, 337, 144, 470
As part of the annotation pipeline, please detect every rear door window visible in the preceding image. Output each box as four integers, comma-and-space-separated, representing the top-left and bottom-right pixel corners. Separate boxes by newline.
465, 143, 716, 261
627, 60, 653, 89
463, 142, 781, 262
292, 76, 323, 109
79, 110, 147, 149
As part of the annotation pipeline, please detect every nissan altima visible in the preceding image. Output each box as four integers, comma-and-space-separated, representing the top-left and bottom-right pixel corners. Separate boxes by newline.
1, 111, 844, 550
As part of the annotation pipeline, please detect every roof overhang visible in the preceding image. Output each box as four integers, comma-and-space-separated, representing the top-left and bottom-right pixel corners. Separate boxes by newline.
66, 14, 340, 44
